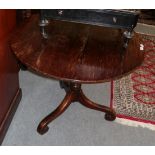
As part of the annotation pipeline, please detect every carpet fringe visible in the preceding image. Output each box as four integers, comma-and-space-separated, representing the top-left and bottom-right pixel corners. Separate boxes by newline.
115, 117, 155, 131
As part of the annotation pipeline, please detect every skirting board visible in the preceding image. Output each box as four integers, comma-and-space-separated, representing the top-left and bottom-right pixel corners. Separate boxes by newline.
0, 88, 22, 145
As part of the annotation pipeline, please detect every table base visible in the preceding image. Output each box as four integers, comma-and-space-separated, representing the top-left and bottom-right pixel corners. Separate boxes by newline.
37, 81, 116, 135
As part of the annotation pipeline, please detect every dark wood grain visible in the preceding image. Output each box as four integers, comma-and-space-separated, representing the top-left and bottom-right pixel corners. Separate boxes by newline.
0, 10, 21, 144
10, 15, 144, 83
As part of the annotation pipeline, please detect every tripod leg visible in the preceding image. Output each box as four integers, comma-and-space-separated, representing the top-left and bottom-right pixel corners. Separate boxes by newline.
37, 91, 75, 135
79, 90, 116, 121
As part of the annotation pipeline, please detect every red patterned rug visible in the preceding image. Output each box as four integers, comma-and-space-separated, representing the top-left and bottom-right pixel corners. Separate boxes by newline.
111, 33, 155, 130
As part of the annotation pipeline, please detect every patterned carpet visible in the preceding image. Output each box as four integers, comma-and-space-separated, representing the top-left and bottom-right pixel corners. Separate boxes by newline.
111, 34, 155, 130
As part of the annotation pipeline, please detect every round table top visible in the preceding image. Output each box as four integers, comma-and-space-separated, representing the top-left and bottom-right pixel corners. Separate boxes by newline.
10, 15, 144, 83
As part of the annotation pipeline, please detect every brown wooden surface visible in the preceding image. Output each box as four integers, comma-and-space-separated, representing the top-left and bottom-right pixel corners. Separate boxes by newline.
0, 10, 21, 144
0, 89, 22, 144
11, 15, 144, 83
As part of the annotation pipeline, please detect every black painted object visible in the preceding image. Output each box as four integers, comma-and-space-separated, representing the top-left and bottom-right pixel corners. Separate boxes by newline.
40, 9, 139, 30
39, 9, 139, 48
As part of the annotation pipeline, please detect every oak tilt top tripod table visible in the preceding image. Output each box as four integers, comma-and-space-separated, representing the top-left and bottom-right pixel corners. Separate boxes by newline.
10, 10, 144, 135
